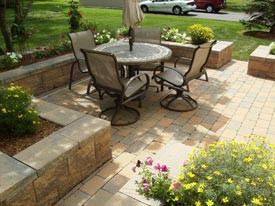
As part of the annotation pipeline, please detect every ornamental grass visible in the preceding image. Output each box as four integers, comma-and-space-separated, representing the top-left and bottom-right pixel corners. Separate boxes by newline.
135, 136, 275, 206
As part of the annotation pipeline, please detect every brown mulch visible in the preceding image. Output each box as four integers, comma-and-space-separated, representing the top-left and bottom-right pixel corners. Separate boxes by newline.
243, 31, 275, 40
0, 118, 62, 156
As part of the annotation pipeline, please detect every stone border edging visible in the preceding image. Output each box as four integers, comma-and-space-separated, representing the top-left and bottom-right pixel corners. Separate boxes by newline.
0, 100, 112, 206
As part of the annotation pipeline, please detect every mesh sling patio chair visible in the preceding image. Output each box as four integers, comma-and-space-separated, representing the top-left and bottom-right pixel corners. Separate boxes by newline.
68, 30, 96, 94
153, 40, 216, 112
81, 49, 150, 126
133, 27, 163, 92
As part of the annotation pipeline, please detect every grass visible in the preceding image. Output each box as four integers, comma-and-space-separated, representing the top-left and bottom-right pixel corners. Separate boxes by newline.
0, 0, 272, 61
225, 0, 248, 12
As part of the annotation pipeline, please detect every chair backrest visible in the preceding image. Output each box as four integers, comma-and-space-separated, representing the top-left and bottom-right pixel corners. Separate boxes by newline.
81, 49, 123, 92
134, 27, 161, 45
185, 40, 216, 80
68, 30, 96, 61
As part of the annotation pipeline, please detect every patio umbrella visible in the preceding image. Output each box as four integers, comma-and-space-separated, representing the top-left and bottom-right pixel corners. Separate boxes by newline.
123, 0, 144, 51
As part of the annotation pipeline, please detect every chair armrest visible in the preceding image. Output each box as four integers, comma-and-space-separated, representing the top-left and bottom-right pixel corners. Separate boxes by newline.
124, 73, 150, 91
174, 56, 192, 68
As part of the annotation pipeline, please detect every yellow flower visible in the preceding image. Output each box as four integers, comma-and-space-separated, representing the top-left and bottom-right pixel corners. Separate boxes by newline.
32, 121, 36, 124
213, 171, 221, 176
195, 201, 202, 206
227, 178, 233, 183
245, 178, 250, 182
1, 108, 7, 113
190, 164, 195, 169
13, 94, 19, 98
261, 164, 267, 170
235, 190, 242, 196
206, 199, 214, 206
222, 197, 229, 203
207, 176, 213, 180
251, 197, 262, 205
197, 187, 203, 193
174, 196, 179, 201
201, 164, 208, 169
243, 156, 253, 163
187, 172, 195, 178
231, 153, 237, 158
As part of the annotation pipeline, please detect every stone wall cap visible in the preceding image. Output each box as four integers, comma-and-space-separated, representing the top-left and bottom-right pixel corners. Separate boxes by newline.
0, 152, 37, 201
250, 45, 270, 60
0, 53, 74, 84
14, 133, 78, 173
57, 114, 110, 145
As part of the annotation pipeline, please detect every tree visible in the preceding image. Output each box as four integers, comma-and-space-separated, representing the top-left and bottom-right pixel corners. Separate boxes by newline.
241, 0, 275, 34
0, 0, 14, 52
0, 0, 33, 52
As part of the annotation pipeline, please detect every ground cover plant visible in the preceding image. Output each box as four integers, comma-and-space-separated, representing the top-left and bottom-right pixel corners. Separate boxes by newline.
134, 136, 275, 206
0, 0, 272, 61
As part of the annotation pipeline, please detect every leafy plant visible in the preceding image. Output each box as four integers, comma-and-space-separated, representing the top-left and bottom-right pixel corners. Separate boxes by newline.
117, 27, 129, 38
270, 42, 275, 55
94, 29, 115, 45
162, 27, 189, 43
135, 136, 275, 206
0, 84, 39, 135
187, 24, 214, 45
67, 0, 83, 32
0, 52, 22, 70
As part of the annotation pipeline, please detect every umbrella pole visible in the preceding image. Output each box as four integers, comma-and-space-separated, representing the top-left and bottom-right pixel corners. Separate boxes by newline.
128, 26, 134, 51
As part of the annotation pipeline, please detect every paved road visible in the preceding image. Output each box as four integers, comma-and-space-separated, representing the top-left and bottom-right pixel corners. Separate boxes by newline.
186, 10, 250, 22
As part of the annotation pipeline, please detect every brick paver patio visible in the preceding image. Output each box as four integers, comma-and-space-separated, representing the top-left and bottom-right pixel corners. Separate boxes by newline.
40, 60, 275, 205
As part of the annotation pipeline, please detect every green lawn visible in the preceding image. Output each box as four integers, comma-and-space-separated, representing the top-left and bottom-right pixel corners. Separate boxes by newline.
0, 0, 272, 61
225, 0, 248, 12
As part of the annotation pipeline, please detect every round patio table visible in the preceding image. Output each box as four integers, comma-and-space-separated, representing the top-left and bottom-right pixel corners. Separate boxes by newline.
95, 41, 172, 77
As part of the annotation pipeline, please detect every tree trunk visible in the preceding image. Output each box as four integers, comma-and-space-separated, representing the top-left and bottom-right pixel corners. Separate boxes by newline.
11, 0, 23, 37
270, 23, 275, 34
0, 0, 14, 52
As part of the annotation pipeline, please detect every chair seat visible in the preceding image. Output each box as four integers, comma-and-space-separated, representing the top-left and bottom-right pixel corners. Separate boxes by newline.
155, 69, 184, 87
120, 77, 147, 98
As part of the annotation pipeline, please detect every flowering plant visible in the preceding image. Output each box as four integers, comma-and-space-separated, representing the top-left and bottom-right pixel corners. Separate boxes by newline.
117, 27, 129, 38
94, 29, 115, 45
270, 42, 275, 55
135, 136, 275, 206
0, 52, 22, 70
188, 24, 214, 45
162, 27, 190, 43
0, 84, 39, 135
67, 0, 83, 32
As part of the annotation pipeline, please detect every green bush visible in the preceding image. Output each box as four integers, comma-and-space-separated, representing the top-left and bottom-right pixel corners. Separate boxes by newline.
6, 0, 16, 8
0, 84, 39, 135
270, 42, 275, 55
0, 52, 22, 70
117, 27, 129, 38
94, 29, 115, 45
135, 136, 275, 206
188, 24, 214, 45
162, 27, 189, 43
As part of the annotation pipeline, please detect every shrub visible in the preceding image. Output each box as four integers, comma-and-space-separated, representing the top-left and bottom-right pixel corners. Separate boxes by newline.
188, 24, 214, 45
67, 0, 83, 32
135, 136, 275, 206
117, 27, 129, 38
94, 29, 115, 45
0, 52, 22, 70
162, 27, 189, 43
0, 84, 39, 135
270, 42, 275, 55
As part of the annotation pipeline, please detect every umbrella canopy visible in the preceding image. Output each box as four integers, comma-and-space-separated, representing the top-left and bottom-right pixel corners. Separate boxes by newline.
123, 0, 144, 28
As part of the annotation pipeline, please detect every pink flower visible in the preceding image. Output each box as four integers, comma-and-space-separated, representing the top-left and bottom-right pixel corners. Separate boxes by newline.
154, 163, 161, 171
143, 178, 148, 183
143, 184, 149, 191
173, 182, 180, 190
145, 157, 153, 166
183, 160, 190, 167
136, 160, 141, 167
161, 164, 168, 172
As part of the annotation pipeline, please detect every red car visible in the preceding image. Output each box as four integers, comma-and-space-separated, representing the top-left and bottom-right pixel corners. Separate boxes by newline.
194, 0, 226, 13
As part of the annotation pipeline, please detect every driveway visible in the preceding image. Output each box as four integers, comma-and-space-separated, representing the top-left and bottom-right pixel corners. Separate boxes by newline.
186, 10, 250, 22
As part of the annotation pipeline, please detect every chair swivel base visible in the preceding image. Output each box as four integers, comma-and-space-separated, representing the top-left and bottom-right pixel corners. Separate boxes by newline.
160, 93, 198, 112
100, 105, 140, 126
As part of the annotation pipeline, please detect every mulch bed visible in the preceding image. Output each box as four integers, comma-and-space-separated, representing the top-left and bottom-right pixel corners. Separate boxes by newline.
0, 118, 62, 156
243, 31, 275, 40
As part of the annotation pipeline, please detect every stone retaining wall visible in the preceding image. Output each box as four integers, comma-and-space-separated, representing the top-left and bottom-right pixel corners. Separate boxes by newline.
0, 100, 112, 206
162, 40, 233, 69
0, 54, 88, 96
248, 45, 275, 79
